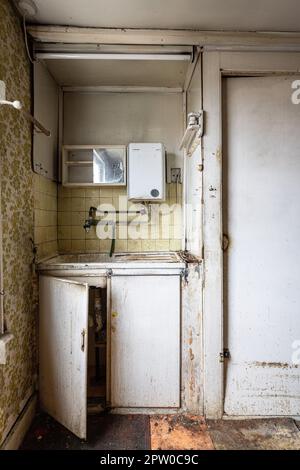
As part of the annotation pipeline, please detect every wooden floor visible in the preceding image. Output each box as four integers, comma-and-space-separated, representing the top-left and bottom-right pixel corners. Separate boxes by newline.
20, 412, 300, 450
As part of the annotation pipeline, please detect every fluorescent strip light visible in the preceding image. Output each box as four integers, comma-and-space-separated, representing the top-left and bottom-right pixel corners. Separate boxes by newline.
35, 52, 192, 61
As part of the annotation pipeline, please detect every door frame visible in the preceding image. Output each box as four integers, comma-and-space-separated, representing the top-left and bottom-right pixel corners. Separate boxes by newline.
202, 50, 300, 419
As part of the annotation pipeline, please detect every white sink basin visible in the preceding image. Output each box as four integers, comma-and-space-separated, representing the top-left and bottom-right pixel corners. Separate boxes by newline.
38, 252, 183, 271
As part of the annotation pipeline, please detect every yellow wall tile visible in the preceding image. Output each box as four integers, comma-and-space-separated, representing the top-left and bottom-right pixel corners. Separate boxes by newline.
71, 226, 85, 240
141, 240, 156, 251
58, 239, 72, 252
169, 239, 182, 251
71, 211, 86, 226
85, 227, 99, 240
127, 240, 142, 252
85, 188, 100, 198
156, 240, 170, 251
56, 183, 183, 254
71, 239, 85, 252
72, 188, 86, 198
115, 240, 128, 252
85, 197, 100, 211
58, 211, 72, 226
100, 239, 112, 252
100, 187, 114, 197
58, 226, 72, 240
71, 197, 85, 212
86, 239, 101, 252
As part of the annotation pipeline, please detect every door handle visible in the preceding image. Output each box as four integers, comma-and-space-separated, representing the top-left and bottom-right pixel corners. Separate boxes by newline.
81, 329, 86, 352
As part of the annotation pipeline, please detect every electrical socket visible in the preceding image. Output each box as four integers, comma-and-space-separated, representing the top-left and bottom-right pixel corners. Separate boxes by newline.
171, 168, 181, 183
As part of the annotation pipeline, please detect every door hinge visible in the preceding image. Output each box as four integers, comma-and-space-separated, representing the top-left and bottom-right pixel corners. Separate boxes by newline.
81, 329, 86, 352
180, 267, 189, 284
219, 348, 230, 362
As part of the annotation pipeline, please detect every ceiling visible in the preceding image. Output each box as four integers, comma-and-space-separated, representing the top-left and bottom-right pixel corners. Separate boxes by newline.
43, 58, 189, 88
19, 0, 300, 32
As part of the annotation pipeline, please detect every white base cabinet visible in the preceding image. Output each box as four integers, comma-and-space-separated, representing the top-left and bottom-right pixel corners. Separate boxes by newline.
109, 274, 180, 408
39, 271, 181, 439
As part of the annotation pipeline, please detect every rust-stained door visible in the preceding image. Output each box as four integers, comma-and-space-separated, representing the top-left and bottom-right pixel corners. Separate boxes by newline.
39, 276, 89, 438
223, 76, 300, 415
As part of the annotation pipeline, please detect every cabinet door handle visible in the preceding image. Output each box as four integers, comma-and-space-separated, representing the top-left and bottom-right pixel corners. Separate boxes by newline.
81, 329, 86, 352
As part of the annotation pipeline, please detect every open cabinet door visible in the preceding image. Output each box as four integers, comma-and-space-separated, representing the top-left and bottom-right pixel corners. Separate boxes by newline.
39, 275, 89, 439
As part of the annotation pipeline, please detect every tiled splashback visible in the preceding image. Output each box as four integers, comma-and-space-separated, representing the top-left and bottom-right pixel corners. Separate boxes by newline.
34, 174, 58, 260
58, 183, 183, 253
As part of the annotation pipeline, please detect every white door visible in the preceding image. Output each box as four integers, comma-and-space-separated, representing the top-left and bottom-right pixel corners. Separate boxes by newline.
39, 276, 89, 438
110, 275, 180, 408
223, 76, 300, 415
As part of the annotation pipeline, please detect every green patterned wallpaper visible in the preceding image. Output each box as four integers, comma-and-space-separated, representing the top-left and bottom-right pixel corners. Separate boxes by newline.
0, 0, 36, 445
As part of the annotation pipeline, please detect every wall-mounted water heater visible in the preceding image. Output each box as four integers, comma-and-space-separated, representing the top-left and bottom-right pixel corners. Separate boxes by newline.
128, 143, 166, 201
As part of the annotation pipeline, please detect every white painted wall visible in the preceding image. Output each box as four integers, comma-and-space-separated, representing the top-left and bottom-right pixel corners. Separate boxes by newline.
63, 92, 184, 176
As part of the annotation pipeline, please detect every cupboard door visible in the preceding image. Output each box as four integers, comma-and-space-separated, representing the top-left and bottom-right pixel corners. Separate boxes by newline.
33, 62, 59, 180
110, 275, 180, 408
39, 276, 89, 439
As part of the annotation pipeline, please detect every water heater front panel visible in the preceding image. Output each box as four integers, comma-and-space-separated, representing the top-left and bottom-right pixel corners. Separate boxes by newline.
128, 143, 165, 201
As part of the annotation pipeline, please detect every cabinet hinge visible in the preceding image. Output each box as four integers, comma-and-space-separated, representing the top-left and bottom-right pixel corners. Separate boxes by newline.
219, 348, 230, 363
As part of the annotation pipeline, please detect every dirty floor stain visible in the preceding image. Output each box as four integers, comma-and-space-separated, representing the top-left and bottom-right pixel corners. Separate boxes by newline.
207, 418, 300, 450
150, 415, 214, 450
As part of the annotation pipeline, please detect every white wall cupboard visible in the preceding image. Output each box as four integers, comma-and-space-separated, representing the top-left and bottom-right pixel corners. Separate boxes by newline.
62, 145, 127, 187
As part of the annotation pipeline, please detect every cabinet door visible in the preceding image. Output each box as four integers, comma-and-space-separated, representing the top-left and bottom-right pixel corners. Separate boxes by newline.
33, 62, 59, 180
110, 275, 180, 408
39, 276, 89, 439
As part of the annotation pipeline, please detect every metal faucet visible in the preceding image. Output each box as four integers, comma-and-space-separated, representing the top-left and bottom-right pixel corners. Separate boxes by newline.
83, 207, 98, 233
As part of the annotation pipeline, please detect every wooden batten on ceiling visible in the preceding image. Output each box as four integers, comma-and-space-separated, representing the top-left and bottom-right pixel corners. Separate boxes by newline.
27, 25, 300, 50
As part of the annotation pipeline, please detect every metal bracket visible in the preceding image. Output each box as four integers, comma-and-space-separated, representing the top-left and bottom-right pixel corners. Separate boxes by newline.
81, 329, 86, 352
181, 267, 189, 284
106, 269, 113, 278
219, 348, 230, 363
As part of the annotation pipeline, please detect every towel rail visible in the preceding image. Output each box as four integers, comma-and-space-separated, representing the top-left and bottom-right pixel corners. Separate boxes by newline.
0, 99, 51, 137
0, 82, 50, 137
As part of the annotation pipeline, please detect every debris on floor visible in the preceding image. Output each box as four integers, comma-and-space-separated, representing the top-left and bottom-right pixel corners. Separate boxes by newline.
20, 412, 300, 450
150, 415, 214, 450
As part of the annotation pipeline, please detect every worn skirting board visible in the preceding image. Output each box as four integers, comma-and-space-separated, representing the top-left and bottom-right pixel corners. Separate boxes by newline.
1, 394, 37, 450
